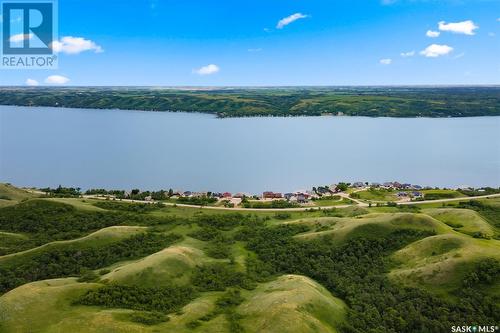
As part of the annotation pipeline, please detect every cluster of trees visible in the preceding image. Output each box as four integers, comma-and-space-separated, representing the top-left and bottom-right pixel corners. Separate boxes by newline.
76, 284, 195, 313
189, 226, 234, 259
1, 87, 499, 117
186, 289, 244, 331
191, 263, 256, 291
86, 188, 169, 201
241, 199, 299, 209
458, 187, 500, 197
40, 185, 81, 197
176, 196, 217, 206
0, 232, 181, 294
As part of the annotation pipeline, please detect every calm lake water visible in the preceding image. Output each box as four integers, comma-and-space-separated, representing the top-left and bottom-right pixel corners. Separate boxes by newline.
1, 105, 499, 193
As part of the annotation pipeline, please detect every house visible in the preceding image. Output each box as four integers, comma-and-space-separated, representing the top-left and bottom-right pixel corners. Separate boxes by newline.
284, 193, 294, 200
371, 182, 381, 188
412, 192, 422, 197
263, 191, 282, 199
296, 194, 308, 203
397, 192, 408, 197
353, 182, 365, 188
183, 191, 192, 197
222, 192, 232, 198
316, 187, 331, 195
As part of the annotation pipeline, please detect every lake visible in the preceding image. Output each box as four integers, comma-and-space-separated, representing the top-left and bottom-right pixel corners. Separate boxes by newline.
1, 105, 499, 193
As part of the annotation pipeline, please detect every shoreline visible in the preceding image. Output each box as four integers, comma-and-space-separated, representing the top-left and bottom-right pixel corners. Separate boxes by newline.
2, 103, 500, 119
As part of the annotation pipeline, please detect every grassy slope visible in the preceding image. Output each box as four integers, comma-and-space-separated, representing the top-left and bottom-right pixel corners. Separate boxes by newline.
423, 208, 496, 238
0, 184, 37, 208
101, 245, 210, 287
290, 213, 447, 242
389, 234, 500, 296
238, 275, 346, 333
0, 274, 346, 333
0, 226, 146, 263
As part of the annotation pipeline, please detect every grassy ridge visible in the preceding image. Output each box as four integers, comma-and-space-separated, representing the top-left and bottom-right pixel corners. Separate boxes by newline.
1, 86, 499, 117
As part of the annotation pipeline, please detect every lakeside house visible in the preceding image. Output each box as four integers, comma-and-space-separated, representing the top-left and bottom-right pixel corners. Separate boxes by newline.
263, 191, 283, 199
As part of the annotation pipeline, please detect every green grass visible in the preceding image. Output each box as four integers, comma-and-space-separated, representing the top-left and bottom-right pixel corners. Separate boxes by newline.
290, 213, 446, 243
101, 245, 210, 287
0, 184, 37, 207
237, 275, 346, 333
351, 188, 398, 202
421, 189, 464, 200
312, 197, 353, 207
424, 208, 496, 238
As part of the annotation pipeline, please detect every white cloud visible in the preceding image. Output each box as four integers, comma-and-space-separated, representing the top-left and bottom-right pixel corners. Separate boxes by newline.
276, 13, 308, 29
45, 75, 70, 85
438, 20, 478, 35
379, 58, 392, 65
453, 52, 465, 59
51, 36, 103, 54
9, 33, 33, 43
25, 79, 39, 86
426, 30, 440, 38
400, 51, 415, 57
420, 44, 453, 58
194, 64, 220, 75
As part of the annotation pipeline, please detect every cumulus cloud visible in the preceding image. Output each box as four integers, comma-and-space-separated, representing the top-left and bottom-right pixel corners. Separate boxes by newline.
379, 58, 392, 65
426, 30, 440, 38
420, 44, 453, 58
51, 36, 103, 54
25, 79, 39, 86
9, 33, 33, 43
400, 51, 415, 57
276, 13, 308, 29
438, 20, 478, 35
45, 75, 70, 85
193, 64, 220, 75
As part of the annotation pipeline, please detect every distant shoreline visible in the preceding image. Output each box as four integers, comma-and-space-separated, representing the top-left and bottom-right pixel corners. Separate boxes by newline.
0, 86, 498, 118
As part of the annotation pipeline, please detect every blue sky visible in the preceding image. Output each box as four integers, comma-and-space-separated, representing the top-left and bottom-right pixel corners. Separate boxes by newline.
1, 0, 499, 86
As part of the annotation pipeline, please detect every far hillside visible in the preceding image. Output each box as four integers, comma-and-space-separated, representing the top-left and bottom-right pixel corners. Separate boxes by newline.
0, 86, 499, 117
